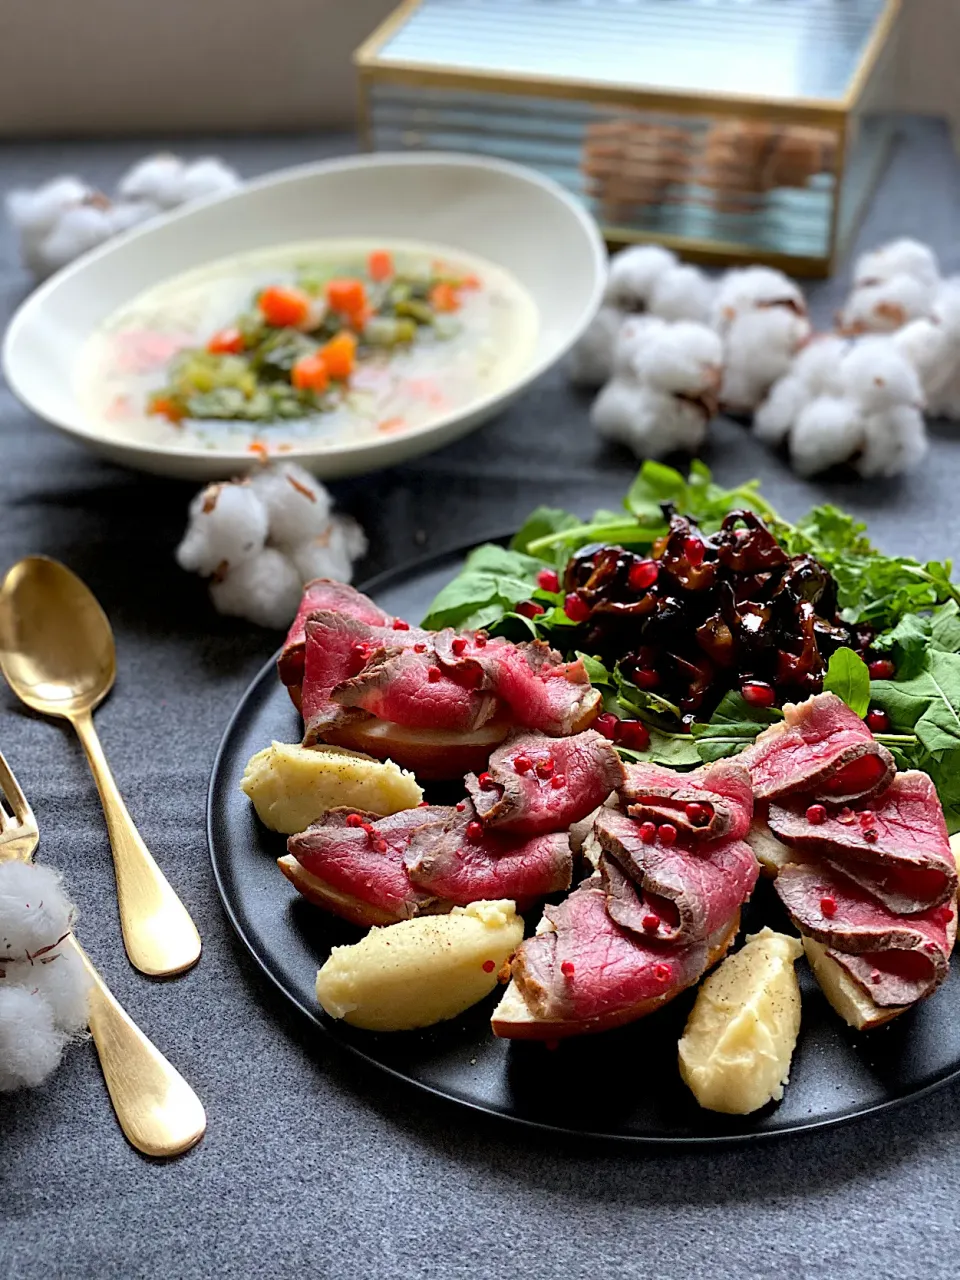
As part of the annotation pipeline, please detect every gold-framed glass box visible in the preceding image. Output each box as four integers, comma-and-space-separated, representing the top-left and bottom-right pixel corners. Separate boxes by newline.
356, 0, 901, 277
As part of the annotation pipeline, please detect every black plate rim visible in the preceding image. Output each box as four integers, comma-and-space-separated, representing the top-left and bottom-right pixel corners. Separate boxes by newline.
207, 540, 960, 1147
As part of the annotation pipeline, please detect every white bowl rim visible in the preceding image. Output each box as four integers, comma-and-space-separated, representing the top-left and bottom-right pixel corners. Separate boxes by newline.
2, 150, 606, 469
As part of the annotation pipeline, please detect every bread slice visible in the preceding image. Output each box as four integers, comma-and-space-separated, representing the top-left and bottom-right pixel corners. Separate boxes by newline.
491, 911, 741, 1040
745, 815, 793, 878
323, 718, 511, 781
801, 936, 906, 1030
277, 853, 404, 928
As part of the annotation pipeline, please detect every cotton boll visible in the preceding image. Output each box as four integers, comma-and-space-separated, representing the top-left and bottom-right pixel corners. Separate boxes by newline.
613, 315, 666, 376
856, 405, 928, 477
853, 237, 940, 291
248, 463, 333, 547
38, 201, 116, 274
630, 321, 722, 399
174, 157, 242, 204
604, 244, 677, 310
720, 307, 811, 413
290, 517, 368, 584
839, 336, 924, 414
838, 273, 937, 335
6, 176, 93, 275
0, 986, 66, 1092
753, 335, 846, 446
647, 264, 715, 324
26, 947, 92, 1036
209, 547, 304, 629
107, 200, 162, 235
567, 305, 622, 386
593, 382, 709, 458
0, 862, 73, 960
789, 396, 865, 477
712, 266, 806, 334
176, 482, 270, 577
117, 153, 187, 208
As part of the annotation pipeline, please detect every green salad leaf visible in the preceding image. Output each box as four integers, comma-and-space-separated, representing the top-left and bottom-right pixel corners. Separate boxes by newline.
691, 692, 782, 763
421, 544, 543, 631
823, 648, 871, 719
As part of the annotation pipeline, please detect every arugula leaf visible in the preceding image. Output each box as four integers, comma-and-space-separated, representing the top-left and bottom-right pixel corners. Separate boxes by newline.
627, 730, 703, 769
510, 508, 578, 564
691, 692, 782, 763
823, 647, 870, 718
931, 601, 960, 654
872, 612, 931, 677
421, 544, 542, 630
870, 651, 960, 755
613, 667, 683, 724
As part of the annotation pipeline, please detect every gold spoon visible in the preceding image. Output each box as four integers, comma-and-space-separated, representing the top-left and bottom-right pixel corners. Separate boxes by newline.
0, 750, 205, 1158
0, 557, 201, 977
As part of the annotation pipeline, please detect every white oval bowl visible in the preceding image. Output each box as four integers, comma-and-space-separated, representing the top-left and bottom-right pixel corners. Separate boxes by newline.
3, 152, 605, 481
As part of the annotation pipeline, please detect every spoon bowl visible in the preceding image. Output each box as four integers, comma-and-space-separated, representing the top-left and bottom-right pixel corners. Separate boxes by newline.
0, 555, 200, 976
0, 556, 116, 716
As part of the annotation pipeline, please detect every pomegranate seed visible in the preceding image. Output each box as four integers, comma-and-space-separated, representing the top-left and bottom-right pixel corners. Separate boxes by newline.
351, 642, 370, 659
741, 680, 776, 708
658, 823, 678, 846
870, 969, 882, 984
560, 960, 575, 978
466, 821, 483, 841
806, 804, 827, 825
418, 801, 430, 808
414, 643, 427, 653
820, 895, 837, 918
838, 808, 855, 825
614, 719, 650, 751
345, 814, 363, 828
654, 963, 672, 982
478, 773, 495, 791
516, 600, 545, 619
375, 839, 388, 853
685, 802, 708, 825
866, 708, 890, 733
550, 773, 566, 789
535, 757, 555, 779
683, 536, 705, 567
451, 637, 468, 656
482, 960, 495, 973
455, 802, 465, 812
627, 559, 658, 591
868, 659, 895, 680
513, 754, 533, 774
632, 669, 660, 691
858, 810, 874, 823
595, 713, 618, 741
640, 821, 657, 843
427, 665, 442, 682
474, 632, 487, 648
537, 568, 560, 592
563, 592, 591, 623
937, 906, 954, 925
863, 828, 879, 843
392, 618, 410, 630
361, 822, 374, 834
925, 942, 939, 953
642, 913, 660, 931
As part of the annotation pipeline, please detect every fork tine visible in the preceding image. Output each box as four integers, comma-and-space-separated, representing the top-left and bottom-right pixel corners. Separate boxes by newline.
0, 751, 33, 825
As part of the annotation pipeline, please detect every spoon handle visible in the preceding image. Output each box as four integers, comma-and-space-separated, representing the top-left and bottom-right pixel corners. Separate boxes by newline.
70, 935, 206, 1157
72, 710, 202, 977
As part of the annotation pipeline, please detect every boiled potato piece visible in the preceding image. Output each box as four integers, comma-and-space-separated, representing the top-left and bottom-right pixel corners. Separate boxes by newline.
679, 928, 803, 1114
241, 741, 422, 835
802, 937, 904, 1031
316, 900, 523, 1031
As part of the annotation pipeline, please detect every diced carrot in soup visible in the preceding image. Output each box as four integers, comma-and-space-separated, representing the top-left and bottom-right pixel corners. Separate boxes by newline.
148, 395, 184, 423
291, 352, 330, 392
368, 250, 394, 282
207, 326, 246, 354
320, 332, 357, 380
258, 285, 312, 328
326, 278, 368, 316
429, 282, 461, 313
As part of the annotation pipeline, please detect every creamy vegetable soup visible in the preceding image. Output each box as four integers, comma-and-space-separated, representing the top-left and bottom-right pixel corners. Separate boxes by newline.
79, 239, 539, 454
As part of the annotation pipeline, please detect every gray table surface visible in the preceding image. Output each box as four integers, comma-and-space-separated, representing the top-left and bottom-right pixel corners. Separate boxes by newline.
3, 119, 960, 1280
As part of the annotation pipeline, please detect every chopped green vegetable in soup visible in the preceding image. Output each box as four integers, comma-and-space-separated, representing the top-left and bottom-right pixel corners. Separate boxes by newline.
80, 239, 538, 454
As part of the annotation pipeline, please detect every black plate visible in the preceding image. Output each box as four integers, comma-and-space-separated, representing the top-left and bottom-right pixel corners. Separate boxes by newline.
208, 544, 960, 1144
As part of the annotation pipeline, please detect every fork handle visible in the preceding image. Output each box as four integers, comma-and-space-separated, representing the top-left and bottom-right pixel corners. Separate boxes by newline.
70, 936, 206, 1158
72, 710, 201, 977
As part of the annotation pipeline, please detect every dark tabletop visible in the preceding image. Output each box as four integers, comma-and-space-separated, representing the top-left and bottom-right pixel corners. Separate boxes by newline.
3, 119, 960, 1280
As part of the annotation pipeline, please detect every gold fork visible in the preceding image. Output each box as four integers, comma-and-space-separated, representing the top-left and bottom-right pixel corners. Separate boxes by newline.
0, 750, 206, 1158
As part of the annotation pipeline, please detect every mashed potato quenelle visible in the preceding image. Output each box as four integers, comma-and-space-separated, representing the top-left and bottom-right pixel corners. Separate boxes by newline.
316, 900, 524, 1031
240, 741, 423, 835
678, 927, 803, 1114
